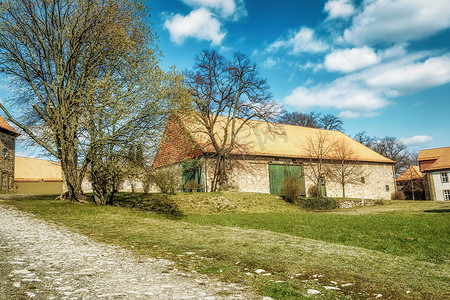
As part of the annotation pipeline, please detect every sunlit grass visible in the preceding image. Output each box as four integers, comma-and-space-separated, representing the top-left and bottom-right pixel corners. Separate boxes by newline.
2, 195, 449, 299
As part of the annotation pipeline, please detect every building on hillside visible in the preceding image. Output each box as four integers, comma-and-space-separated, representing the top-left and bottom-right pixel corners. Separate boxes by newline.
0, 114, 20, 192
396, 166, 429, 200
14, 156, 63, 195
418, 147, 450, 201
152, 114, 396, 199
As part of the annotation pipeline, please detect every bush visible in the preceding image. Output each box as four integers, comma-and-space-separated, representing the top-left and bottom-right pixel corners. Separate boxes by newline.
281, 177, 303, 203
391, 190, 406, 200
307, 184, 319, 198
149, 168, 179, 194
298, 197, 338, 210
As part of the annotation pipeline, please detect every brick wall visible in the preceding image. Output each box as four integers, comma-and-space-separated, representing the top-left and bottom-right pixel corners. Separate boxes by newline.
153, 115, 203, 168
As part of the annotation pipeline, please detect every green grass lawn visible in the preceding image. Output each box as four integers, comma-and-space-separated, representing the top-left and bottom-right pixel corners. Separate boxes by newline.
183, 208, 449, 264
2, 194, 449, 299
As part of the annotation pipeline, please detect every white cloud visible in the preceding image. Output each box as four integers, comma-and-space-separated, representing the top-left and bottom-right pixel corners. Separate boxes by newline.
324, 47, 381, 73
344, 0, 450, 45
164, 8, 226, 45
263, 57, 279, 69
338, 111, 380, 119
181, 0, 247, 20
267, 27, 329, 54
366, 55, 450, 93
284, 52, 450, 118
283, 79, 390, 115
400, 135, 434, 146
324, 0, 355, 19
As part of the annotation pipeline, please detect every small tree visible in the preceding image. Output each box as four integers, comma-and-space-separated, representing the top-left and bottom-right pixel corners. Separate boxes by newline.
304, 130, 335, 197
328, 139, 365, 198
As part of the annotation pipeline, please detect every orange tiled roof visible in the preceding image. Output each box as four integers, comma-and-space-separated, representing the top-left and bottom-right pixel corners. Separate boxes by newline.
171, 114, 394, 164
0, 114, 19, 136
418, 147, 450, 172
396, 166, 424, 181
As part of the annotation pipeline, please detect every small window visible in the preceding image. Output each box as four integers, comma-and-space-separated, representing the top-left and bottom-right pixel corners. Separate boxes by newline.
2, 148, 7, 158
361, 177, 365, 184
444, 190, 450, 201
441, 172, 449, 183
385, 185, 390, 192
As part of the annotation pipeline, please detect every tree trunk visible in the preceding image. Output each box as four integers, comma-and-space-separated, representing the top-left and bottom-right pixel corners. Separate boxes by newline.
93, 183, 116, 205
211, 155, 229, 192
59, 144, 86, 203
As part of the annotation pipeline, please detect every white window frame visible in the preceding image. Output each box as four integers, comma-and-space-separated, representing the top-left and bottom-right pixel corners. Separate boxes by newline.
444, 190, 450, 201
441, 172, 449, 183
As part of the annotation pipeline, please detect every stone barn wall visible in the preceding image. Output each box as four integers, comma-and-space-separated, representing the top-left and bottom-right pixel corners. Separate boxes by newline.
203, 156, 395, 200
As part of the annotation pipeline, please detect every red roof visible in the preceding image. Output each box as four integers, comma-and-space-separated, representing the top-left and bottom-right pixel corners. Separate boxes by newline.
0, 114, 20, 136
396, 166, 424, 181
418, 147, 450, 172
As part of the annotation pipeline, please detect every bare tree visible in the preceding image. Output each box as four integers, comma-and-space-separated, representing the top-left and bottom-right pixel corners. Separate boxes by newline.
304, 130, 335, 197
0, 0, 180, 202
185, 50, 278, 191
353, 131, 377, 147
278, 110, 344, 131
277, 111, 321, 128
327, 139, 365, 198
371, 137, 411, 177
354, 133, 415, 177
320, 114, 344, 131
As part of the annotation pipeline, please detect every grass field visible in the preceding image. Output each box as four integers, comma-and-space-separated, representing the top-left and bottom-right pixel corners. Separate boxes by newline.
2, 193, 449, 299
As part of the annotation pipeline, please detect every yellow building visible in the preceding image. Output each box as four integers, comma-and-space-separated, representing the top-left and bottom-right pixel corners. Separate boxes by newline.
14, 156, 63, 195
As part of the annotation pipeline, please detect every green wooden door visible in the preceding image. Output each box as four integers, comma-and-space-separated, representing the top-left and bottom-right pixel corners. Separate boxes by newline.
269, 164, 285, 194
182, 160, 203, 192
269, 164, 305, 195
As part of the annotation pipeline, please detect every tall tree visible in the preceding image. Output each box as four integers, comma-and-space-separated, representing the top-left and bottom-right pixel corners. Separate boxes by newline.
185, 50, 278, 191
0, 0, 181, 202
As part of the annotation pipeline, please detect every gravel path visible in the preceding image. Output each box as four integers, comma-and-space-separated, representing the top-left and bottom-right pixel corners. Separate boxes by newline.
0, 205, 257, 299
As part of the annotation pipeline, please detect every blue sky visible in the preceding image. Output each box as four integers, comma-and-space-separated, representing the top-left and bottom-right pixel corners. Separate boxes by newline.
152, 0, 450, 152
4, 0, 450, 158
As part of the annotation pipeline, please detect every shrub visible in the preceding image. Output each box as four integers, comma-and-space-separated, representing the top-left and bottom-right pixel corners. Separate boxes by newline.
149, 168, 179, 194
307, 184, 319, 198
391, 190, 406, 200
281, 177, 303, 203
299, 197, 338, 210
